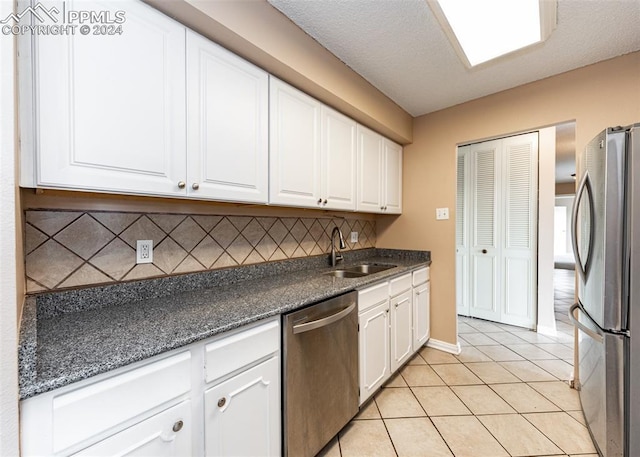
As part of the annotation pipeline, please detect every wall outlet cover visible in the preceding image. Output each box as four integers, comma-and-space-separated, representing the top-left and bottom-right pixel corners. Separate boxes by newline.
436, 208, 450, 220
350, 231, 358, 243
136, 240, 153, 264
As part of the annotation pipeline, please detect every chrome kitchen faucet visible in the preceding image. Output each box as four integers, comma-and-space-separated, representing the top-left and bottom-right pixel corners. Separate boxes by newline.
330, 226, 346, 267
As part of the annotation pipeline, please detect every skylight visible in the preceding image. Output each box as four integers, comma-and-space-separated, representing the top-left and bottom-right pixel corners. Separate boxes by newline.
430, 0, 556, 67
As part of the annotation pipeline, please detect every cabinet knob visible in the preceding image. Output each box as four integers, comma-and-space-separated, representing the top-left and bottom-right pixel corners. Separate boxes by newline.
323, 199, 328, 205
380, 206, 384, 210
177, 181, 186, 189
317, 198, 323, 205
217, 397, 226, 408
172, 420, 184, 433
482, 249, 488, 254
192, 182, 200, 190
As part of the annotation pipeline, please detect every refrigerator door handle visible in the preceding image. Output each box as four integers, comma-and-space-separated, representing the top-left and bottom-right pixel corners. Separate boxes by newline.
571, 172, 595, 282
568, 302, 604, 343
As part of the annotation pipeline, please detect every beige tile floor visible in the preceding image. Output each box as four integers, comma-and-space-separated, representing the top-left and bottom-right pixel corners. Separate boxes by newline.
317, 273, 597, 457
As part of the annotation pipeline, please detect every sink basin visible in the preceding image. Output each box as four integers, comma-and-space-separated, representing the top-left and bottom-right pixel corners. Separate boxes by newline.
323, 264, 397, 278
345, 264, 396, 274
324, 270, 368, 278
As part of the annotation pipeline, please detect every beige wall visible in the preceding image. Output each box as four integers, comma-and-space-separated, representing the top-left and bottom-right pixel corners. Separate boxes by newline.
144, 0, 412, 144
377, 52, 640, 345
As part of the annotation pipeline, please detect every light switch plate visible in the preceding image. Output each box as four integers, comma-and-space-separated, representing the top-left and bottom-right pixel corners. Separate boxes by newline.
350, 231, 358, 243
136, 240, 153, 264
436, 208, 450, 220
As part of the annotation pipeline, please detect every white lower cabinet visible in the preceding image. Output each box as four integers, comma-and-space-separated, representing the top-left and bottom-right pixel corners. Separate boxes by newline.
358, 267, 430, 405
204, 356, 280, 457
390, 289, 413, 372
359, 300, 391, 404
20, 318, 280, 457
412, 267, 431, 351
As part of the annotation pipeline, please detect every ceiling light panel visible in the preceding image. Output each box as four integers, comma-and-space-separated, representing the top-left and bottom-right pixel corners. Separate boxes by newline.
431, 0, 555, 67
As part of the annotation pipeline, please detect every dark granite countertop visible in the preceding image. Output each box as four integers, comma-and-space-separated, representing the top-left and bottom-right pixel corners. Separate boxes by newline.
18, 248, 430, 400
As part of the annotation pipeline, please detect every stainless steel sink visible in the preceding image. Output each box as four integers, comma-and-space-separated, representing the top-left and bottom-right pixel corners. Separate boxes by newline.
323, 264, 397, 278
323, 270, 368, 278
345, 264, 396, 274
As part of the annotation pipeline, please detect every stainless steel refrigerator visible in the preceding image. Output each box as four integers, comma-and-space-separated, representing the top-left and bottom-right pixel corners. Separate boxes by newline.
569, 123, 639, 457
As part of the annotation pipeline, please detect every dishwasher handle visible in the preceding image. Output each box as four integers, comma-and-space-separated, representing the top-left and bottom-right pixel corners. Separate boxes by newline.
293, 302, 356, 334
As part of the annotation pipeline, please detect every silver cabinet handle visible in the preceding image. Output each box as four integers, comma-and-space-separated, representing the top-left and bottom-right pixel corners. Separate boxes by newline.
293, 302, 356, 334
177, 181, 186, 189
192, 183, 200, 190
172, 420, 184, 432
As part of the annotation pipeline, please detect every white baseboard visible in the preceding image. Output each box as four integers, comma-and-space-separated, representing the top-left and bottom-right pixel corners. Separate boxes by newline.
536, 324, 558, 336
426, 338, 461, 355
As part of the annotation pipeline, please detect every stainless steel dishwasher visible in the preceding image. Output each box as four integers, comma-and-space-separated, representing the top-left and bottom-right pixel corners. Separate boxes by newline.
283, 291, 359, 457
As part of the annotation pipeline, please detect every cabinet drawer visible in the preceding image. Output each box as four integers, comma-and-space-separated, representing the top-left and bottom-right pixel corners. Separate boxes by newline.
358, 281, 389, 313
205, 319, 279, 384
72, 400, 192, 456
52, 351, 191, 453
389, 273, 412, 297
412, 267, 430, 286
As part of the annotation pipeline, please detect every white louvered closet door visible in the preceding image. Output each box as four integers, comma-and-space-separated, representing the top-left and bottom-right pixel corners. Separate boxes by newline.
456, 132, 538, 329
501, 133, 538, 327
469, 140, 501, 323
456, 147, 471, 316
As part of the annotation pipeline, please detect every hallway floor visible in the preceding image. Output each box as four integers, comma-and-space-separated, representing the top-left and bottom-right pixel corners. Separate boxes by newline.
318, 269, 595, 457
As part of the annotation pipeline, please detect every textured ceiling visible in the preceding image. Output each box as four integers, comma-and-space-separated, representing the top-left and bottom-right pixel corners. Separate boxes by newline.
267, 0, 640, 117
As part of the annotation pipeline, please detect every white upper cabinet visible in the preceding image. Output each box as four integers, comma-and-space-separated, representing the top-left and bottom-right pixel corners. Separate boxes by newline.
269, 78, 357, 210
357, 126, 402, 214
21, 1, 399, 213
269, 78, 322, 207
186, 31, 268, 203
356, 125, 384, 212
383, 139, 403, 214
28, 0, 187, 196
321, 106, 357, 210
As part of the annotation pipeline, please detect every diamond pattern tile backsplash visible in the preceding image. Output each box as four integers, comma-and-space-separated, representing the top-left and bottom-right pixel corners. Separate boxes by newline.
24, 210, 376, 293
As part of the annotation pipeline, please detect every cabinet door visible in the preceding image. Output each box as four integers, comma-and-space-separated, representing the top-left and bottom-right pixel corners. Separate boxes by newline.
269, 78, 321, 207
204, 356, 280, 457
413, 282, 430, 351
358, 301, 390, 405
390, 290, 413, 372
357, 125, 384, 212
383, 139, 403, 214
186, 31, 268, 203
72, 401, 191, 457
35, 0, 186, 196
321, 106, 357, 210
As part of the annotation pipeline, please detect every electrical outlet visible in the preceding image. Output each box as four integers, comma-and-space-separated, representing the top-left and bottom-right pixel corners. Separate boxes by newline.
136, 240, 153, 264
350, 231, 358, 243
436, 208, 450, 220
